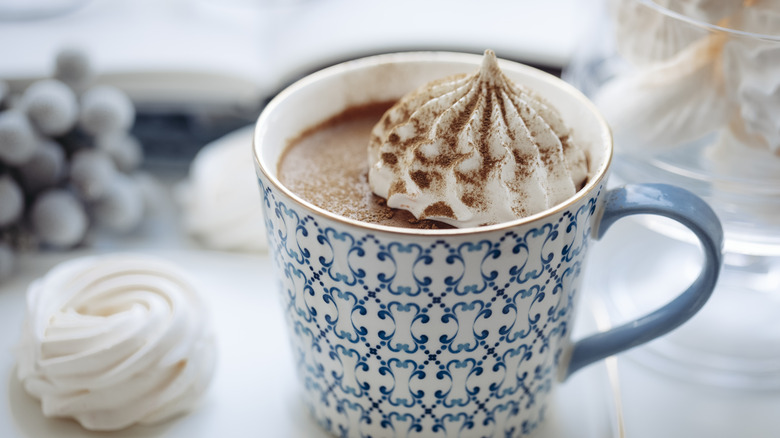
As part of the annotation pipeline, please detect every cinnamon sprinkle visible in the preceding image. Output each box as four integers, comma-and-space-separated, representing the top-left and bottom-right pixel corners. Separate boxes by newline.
423, 201, 455, 219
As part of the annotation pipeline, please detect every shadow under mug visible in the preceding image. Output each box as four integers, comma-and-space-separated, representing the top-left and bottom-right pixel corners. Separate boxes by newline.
253, 52, 723, 437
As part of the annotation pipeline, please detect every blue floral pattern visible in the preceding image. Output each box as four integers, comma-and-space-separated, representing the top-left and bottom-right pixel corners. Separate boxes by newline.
260, 176, 602, 438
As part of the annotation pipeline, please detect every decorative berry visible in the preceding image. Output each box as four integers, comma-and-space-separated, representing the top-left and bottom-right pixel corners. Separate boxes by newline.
0, 175, 24, 227
31, 189, 88, 249
93, 174, 144, 233
18, 139, 66, 194
54, 48, 93, 92
20, 79, 78, 136
0, 110, 38, 165
79, 85, 134, 136
69, 148, 117, 201
95, 132, 143, 173
0, 47, 154, 281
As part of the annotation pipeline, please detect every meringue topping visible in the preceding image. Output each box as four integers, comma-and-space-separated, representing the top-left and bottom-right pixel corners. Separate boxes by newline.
16, 254, 216, 431
368, 50, 588, 228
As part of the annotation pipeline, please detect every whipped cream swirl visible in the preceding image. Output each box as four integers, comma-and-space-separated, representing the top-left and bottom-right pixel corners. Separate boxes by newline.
368, 50, 588, 228
16, 254, 216, 431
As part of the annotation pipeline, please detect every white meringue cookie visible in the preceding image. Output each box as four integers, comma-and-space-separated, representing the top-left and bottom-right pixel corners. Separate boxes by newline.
722, 0, 780, 33
705, 128, 780, 226
368, 50, 588, 228
177, 126, 268, 252
673, 0, 743, 24
595, 33, 731, 151
16, 254, 216, 431
604, 0, 780, 156
721, 4, 780, 153
707, 127, 780, 181
609, 0, 711, 66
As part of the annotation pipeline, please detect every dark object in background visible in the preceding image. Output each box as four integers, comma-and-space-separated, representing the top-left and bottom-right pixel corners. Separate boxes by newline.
132, 106, 259, 170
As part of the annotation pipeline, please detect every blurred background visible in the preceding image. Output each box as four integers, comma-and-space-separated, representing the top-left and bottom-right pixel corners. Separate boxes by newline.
1, 0, 779, 437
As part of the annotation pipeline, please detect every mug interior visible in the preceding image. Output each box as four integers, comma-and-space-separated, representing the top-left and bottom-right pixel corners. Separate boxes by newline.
253, 52, 612, 233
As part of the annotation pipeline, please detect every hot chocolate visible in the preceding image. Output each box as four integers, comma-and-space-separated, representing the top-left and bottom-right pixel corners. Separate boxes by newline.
277, 101, 452, 229
278, 51, 589, 230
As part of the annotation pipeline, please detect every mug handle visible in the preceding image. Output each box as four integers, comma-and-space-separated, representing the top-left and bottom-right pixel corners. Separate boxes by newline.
563, 183, 724, 379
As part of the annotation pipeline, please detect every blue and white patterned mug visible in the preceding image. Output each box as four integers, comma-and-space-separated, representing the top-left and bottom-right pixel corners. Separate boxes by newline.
253, 52, 723, 438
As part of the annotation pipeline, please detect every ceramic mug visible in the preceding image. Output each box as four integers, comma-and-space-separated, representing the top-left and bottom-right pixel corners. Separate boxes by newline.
253, 52, 723, 437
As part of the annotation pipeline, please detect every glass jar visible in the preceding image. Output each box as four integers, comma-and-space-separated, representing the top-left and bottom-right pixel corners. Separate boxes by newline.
565, 0, 780, 389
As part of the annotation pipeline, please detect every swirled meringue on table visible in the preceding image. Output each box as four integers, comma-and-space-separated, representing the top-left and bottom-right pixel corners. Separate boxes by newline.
15, 254, 216, 431
368, 50, 589, 228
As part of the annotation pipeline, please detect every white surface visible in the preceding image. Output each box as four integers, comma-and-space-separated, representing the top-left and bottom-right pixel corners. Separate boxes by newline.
0, 247, 623, 437
587, 216, 780, 438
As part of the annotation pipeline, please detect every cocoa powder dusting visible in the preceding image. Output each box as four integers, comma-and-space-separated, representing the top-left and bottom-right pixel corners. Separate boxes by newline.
381, 152, 398, 166
454, 168, 478, 187
449, 85, 501, 191
498, 90, 512, 141
381, 113, 393, 130
413, 148, 429, 165
442, 88, 479, 147
511, 149, 533, 180
278, 101, 452, 230
460, 192, 483, 208
538, 146, 555, 171
560, 135, 571, 150
374, 196, 396, 220
474, 84, 501, 184
423, 201, 455, 219
512, 205, 527, 218
389, 179, 407, 196
479, 84, 494, 144
560, 134, 589, 190
410, 170, 432, 189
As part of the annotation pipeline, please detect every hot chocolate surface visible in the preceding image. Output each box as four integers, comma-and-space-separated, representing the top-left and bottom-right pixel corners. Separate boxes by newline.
278, 102, 452, 229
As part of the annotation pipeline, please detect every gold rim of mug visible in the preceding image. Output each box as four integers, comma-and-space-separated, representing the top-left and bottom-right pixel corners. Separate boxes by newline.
253, 51, 613, 237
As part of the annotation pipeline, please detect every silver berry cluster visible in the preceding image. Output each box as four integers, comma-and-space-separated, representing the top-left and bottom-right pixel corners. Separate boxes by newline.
0, 48, 157, 280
